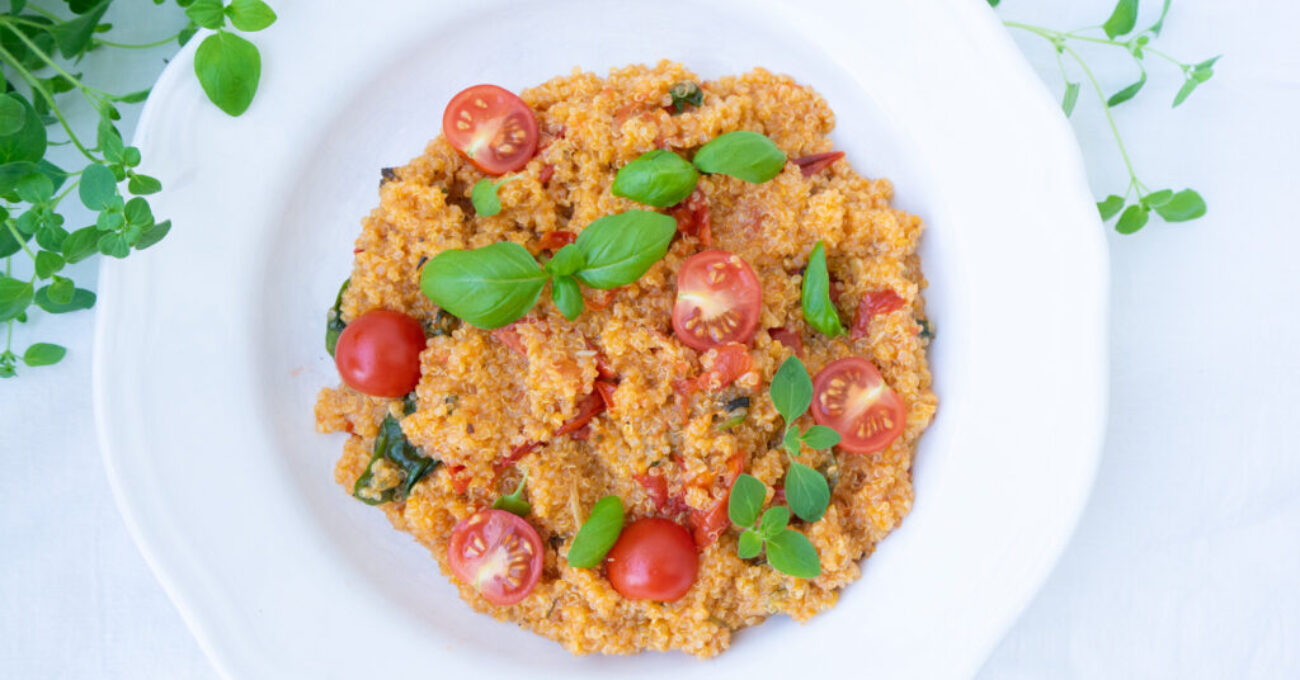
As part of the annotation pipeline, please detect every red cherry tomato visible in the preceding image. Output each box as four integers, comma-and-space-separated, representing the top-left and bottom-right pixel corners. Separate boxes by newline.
334, 310, 426, 397
448, 509, 544, 606
811, 357, 906, 454
671, 250, 762, 352
442, 84, 538, 175
605, 518, 699, 601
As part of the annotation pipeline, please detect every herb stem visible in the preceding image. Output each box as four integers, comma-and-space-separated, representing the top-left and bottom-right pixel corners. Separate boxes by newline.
4, 220, 38, 261
0, 19, 110, 101
0, 42, 97, 162
1143, 47, 1187, 69
93, 32, 184, 50
1060, 44, 1144, 197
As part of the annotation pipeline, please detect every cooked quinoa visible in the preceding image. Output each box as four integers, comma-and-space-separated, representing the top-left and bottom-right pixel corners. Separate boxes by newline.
314, 60, 936, 657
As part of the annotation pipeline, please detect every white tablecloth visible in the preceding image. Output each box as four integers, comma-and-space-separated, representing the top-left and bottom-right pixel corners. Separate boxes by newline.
2, 1, 1297, 677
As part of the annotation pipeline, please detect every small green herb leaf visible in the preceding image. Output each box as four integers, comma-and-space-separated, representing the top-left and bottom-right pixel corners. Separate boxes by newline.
491, 467, 532, 517
127, 173, 162, 195
226, 0, 277, 32
471, 176, 518, 217
1153, 189, 1206, 222
1147, 0, 1172, 35
185, 0, 226, 29
782, 426, 802, 457
544, 243, 586, 277
134, 220, 172, 251
770, 356, 813, 424
785, 462, 831, 523
194, 31, 262, 116
1097, 195, 1125, 221
353, 414, 438, 505
728, 473, 766, 527
22, 342, 64, 367
692, 131, 786, 183
1061, 81, 1080, 116
612, 149, 699, 208
50, 0, 111, 58
1115, 204, 1150, 234
0, 95, 25, 136
551, 275, 583, 321
1107, 68, 1147, 107
799, 424, 841, 450
801, 241, 845, 337
34, 250, 63, 279
669, 81, 703, 113
325, 278, 349, 356
0, 276, 33, 321
1102, 0, 1139, 38
79, 164, 116, 210
34, 285, 93, 314
571, 210, 675, 289
765, 529, 821, 579
737, 529, 762, 559
567, 495, 625, 568
1141, 189, 1173, 208
758, 505, 789, 540
420, 241, 548, 329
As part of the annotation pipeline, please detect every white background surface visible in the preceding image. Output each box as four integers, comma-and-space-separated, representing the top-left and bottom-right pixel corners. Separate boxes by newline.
1, 0, 1296, 678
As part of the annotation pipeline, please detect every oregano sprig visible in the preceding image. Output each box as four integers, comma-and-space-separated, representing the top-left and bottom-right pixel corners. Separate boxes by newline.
728, 474, 821, 579
769, 356, 838, 523
992, 0, 1216, 233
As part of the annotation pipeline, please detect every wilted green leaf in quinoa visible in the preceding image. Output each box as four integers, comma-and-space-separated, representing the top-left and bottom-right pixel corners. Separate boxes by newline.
325, 278, 349, 356
353, 414, 438, 505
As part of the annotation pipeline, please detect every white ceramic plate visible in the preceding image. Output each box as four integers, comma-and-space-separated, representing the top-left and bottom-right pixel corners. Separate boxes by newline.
94, 0, 1107, 677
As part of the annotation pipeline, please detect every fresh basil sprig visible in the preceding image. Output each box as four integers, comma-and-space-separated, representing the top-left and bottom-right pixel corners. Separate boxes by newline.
491, 467, 531, 517
324, 277, 349, 356
770, 356, 838, 522
692, 131, 787, 184
353, 414, 439, 505
801, 241, 845, 337
566, 495, 624, 568
470, 176, 520, 217
612, 149, 698, 208
729, 474, 821, 578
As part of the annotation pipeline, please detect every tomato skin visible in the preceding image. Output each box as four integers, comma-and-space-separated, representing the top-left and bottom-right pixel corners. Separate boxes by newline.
555, 380, 615, 437
442, 84, 538, 175
671, 250, 763, 352
811, 357, 906, 454
669, 188, 712, 247
634, 472, 669, 511
448, 509, 544, 606
792, 150, 845, 177
536, 230, 575, 252
851, 289, 905, 339
768, 327, 803, 356
605, 518, 699, 601
688, 452, 745, 548
334, 310, 426, 398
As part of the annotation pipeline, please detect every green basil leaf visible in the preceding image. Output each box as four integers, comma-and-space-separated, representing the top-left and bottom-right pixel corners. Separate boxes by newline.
1154, 189, 1206, 222
1115, 204, 1150, 234
226, 0, 277, 32
325, 278, 349, 356
0, 276, 34, 321
567, 495, 625, 568
22, 342, 64, 367
785, 462, 830, 523
1102, 0, 1138, 38
765, 528, 821, 579
799, 424, 841, 450
801, 241, 845, 337
669, 81, 703, 113
353, 414, 438, 505
194, 31, 262, 116
770, 355, 813, 425
737, 528, 762, 559
572, 210, 675, 289
134, 219, 172, 251
491, 468, 531, 518
1107, 68, 1146, 108
185, 0, 226, 29
551, 275, 583, 321
420, 241, 547, 329
611, 149, 699, 208
692, 131, 786, 183
758, 505, 789, 540
35, 283, 93, 313
1096, 195, 1125, 221
728, 473, 765, 527
544, 243, 586, 277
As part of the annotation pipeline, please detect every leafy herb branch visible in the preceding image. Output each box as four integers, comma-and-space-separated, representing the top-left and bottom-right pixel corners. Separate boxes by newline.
0, 0, 275, 378
770, 356, 838, 523
990, 0, 1217, 233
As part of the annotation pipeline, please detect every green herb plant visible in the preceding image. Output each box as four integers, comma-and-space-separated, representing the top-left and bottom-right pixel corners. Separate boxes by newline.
420, 210, 675, 328
667, 81, 702, 113
989, 0, 1215, 233
491, 466, 531, 517
353, 414, 439, 505
0, 0, 275, 378
728, 473, 821, 579
801, 241, 843, 338
769, 355, 838, 523
469, 175, 519, 218
566, 495, 624, 568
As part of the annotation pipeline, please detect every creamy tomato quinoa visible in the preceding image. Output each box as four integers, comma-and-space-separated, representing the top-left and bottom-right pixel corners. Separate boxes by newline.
315, 60, 936, 657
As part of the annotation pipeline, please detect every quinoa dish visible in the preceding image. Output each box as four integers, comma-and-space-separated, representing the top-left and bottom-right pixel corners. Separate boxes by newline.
314, 61, 936, 657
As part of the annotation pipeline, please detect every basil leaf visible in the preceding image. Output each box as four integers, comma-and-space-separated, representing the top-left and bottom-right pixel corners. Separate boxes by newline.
692, 131, 786, 184
669, 81, 703, 113
785, 462, 830, 523
758, 505, 789, 540
611, 149, 699, 208
801, 241, 845, 337
799, 424, 841, 450
353, 414, 438, 505
543, 243, 585, 277
728, 473, 765, 527
572, 210, 675, 289
765, 529, 821, 579
1154, 189, 1206, 222
567, 495, 625, 568
551, 275, 583, 321
737, 528, 762, 559
770, 356, 813, 424
194, 31, 262, 116
420, 241, 547, 329
22, 342, 64, 367
325, 278, 349, 356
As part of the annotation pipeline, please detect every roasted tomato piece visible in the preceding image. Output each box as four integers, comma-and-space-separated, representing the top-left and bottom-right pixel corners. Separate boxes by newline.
671, 250, 762, 351
768, 327, 803, 355
792, 150, 845, 177
448, 509, 544, 606
851, 289, 905, 339
334, 310, 426, 397
442, 84, 538, 175
669, 188, 711, 246
811, 357, 906, 454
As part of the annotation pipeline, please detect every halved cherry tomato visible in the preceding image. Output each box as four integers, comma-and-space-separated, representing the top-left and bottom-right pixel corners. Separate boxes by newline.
334, 310, 426, 397
696, 342, 752, 392
448, 509, 544, 606
672, 250, 762, 352
605, 518, 698, 601
851, 289, 905, 339
442, 84, 538, 175
811, 357, 906, 454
